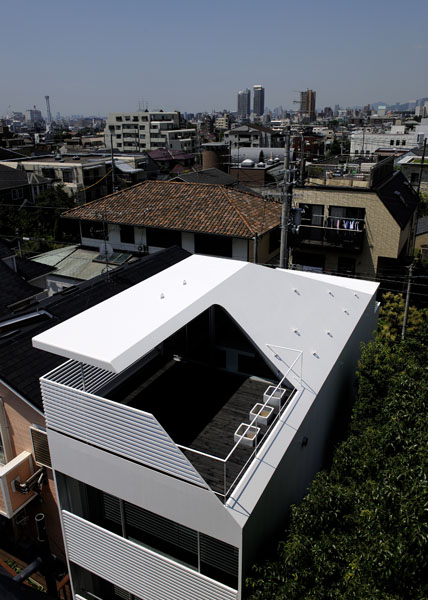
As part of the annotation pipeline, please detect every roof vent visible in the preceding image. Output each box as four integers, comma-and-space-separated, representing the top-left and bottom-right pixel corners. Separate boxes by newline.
30, 426, 52, 469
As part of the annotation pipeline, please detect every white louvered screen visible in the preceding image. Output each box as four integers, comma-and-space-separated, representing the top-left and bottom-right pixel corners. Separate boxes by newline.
40, 377, 207, 488
44, 359, 117, 395
62, 511, 238, 600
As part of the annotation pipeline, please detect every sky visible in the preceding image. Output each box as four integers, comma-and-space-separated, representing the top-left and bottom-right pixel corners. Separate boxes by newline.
1, 0, 427, 117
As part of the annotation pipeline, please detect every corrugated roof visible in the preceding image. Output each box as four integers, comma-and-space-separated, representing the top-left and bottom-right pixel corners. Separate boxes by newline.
61, 181, 280, 238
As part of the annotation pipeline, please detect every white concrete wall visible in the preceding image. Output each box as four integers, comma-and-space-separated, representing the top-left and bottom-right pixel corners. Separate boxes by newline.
240, 295, 378, 576
48, 429, 242, 547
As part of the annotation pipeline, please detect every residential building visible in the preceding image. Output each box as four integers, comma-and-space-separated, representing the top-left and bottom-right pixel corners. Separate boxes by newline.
253, 85, 265, 117
0, 247, 190, 565
300, 90, 316, 122
224, 124, 280, 149
350, 125, 424, 156
0, 154, 147, 202
237, 89, 251, 119
290, 155, 419, 277
61, 181, 281, 264
32, 253, 379, 600
215, 113, 232, 131
105, 111, 196, 153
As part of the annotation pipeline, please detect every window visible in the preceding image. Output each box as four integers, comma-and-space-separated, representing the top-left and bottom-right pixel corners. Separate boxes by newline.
396, 140, 400, 146
120, 225, 135, 244
115, 125, 121, 130
12, 188, 24, 200
116, 116, 122, 122
338, 256, 356, 275
62, 170, 73, 183
194, 233, 232, 257
63, 479, 239, 589
117, 143, 122, 147
81, 220, 104, 239
125, 116, 130, 121
146, 227, 181, 248
402, 140, 406, 146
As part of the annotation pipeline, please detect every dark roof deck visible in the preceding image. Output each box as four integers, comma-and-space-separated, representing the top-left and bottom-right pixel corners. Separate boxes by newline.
107, 360, 293, 496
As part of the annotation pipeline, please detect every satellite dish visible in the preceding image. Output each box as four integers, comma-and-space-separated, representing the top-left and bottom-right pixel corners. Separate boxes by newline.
99, 243, 113, 258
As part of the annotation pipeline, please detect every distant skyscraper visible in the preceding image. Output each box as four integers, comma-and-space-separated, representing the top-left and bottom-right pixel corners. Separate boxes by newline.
237, 89, 251, 118
300, 89, 316, 121
253, 85, 265, 117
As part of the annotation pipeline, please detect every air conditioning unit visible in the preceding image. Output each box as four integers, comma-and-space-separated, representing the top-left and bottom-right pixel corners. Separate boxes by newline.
0, 451, 38, 519
30, 425, 52, 469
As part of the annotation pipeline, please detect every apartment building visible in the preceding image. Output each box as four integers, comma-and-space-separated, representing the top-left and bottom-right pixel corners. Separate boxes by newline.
105, 111, 196, 153
32, 254, 379, 600
0, 154, 147, 202
290, 155, 419, 277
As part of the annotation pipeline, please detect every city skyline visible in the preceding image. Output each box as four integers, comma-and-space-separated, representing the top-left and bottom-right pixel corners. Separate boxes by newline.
1, 0, 427, 117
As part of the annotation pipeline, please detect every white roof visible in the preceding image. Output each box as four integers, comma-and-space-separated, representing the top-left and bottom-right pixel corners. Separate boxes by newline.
33, 255, 378, 396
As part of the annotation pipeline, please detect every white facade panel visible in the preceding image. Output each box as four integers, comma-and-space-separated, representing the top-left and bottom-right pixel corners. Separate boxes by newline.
40, 378, 207, 488
48, 429, 242, 545
232, 238, 248, 261
62, 511, 238, 600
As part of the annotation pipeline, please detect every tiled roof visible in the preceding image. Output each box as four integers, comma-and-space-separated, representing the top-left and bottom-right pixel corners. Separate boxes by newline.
62, 181, 280, 238
148, 149, 194, 161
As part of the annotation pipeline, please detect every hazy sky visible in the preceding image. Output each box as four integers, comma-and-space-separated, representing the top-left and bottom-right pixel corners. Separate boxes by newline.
1, 0, 427, 117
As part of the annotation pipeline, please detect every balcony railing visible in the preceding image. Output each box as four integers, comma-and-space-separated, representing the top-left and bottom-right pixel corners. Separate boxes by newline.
40, 345, 303, 504
295, 219, 365, 251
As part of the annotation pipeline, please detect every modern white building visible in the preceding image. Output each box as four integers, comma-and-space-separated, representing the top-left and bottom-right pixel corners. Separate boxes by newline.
350, 125, 424, 155
105, 111, 196, 153
33, 256, 379, 600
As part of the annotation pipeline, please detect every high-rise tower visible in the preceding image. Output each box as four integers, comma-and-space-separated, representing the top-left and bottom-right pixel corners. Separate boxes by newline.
253, 85, 265, 117
237, 89, 251, 118
300, 90, 316, 122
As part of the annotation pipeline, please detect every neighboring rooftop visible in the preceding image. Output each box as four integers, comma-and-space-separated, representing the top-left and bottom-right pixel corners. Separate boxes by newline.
61, 181, 281, 238
0, 164, 30, 190
0, 247, 190, 412
32, 246, 134, 282
171, 168, 240, 187
0, 260, 42, 318
306, 154, 395, 189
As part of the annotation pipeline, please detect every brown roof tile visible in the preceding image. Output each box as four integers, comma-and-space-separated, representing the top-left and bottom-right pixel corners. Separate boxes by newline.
62, 181, 280, 238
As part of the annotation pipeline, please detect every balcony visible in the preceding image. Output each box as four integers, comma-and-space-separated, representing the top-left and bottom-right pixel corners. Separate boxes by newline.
293, 219, 365, 252
40, 343, 301, 503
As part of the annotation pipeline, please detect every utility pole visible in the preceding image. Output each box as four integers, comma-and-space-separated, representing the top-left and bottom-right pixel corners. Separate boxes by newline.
401, 263, 413, 341
279, 126, 292, 269
417, 138, 427, 195
110, 132, 116, 193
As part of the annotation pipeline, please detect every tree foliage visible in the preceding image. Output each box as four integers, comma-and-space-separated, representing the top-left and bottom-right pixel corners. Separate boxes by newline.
0, 185, 75, 245
247, 295, 428, 599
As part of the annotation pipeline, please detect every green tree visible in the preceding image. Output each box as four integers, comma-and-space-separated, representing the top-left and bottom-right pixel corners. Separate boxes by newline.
247, 296, 428, 600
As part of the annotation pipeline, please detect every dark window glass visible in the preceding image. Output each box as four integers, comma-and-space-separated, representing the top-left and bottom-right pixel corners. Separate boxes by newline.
146, 227, 181, 248
194, 233, 232, 257
120, 225, 135, 244
81, 220, 104, 239
124, 502, 198, 569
